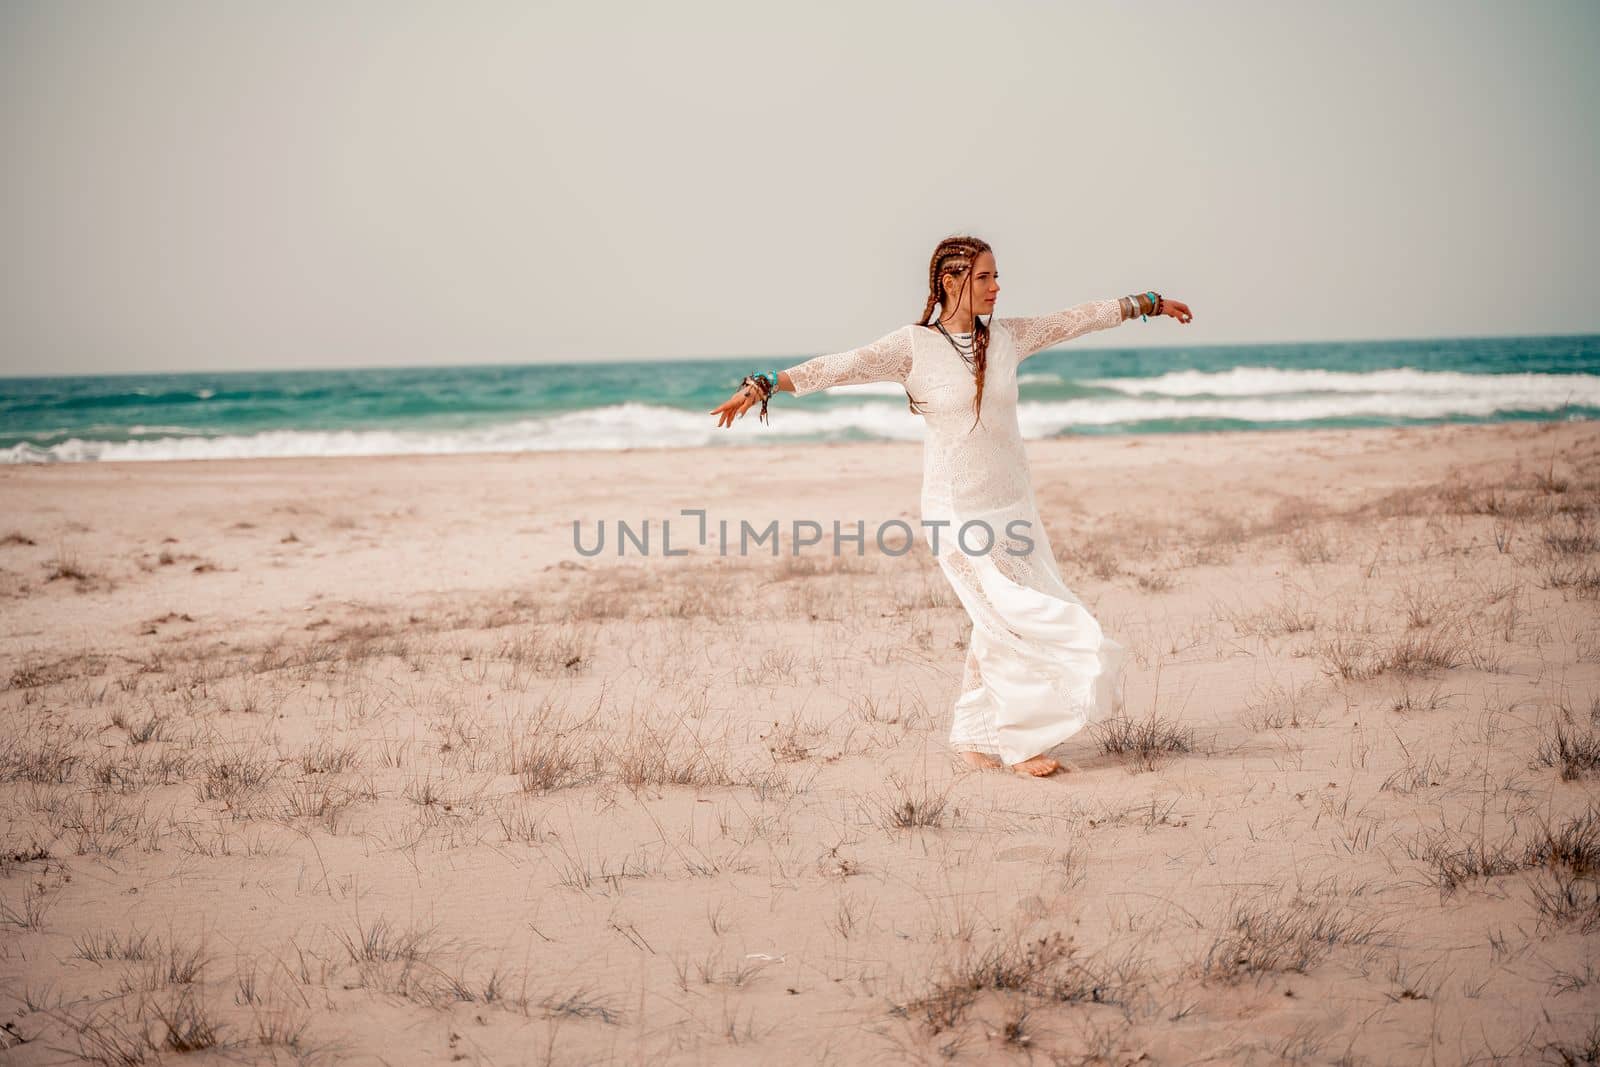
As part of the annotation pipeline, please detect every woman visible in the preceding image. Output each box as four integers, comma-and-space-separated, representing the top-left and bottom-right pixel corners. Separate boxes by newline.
710, 235, 1193, 778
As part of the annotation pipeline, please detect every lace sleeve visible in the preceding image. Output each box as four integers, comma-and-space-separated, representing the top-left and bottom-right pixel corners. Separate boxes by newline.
783, 326, 914, 398
997, 299, 1123, 361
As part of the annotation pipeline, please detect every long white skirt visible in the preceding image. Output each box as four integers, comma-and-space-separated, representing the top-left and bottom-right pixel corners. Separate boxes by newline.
935, 526, 1129, 767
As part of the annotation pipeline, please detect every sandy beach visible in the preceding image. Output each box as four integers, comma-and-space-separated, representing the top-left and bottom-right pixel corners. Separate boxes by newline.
3, 419, 1599, 1065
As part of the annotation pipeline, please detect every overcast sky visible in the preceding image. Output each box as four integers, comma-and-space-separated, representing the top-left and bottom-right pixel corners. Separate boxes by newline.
2, 1, 1596, 376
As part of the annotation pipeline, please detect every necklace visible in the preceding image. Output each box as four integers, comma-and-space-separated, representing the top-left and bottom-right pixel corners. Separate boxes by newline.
934, 320, 979, 368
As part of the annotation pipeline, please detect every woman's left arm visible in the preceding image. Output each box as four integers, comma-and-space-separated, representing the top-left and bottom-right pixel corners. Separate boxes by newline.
999, 294, 1193, 361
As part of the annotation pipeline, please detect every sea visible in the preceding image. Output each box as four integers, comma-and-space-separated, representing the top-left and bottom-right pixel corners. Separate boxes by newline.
3, 334, 1597, 463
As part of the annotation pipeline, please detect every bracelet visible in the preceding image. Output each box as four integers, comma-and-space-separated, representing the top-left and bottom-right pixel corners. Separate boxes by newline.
740, 373, 775, 425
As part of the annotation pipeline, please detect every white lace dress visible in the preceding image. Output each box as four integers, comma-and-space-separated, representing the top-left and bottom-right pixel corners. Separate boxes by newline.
783, 301, 1131, 766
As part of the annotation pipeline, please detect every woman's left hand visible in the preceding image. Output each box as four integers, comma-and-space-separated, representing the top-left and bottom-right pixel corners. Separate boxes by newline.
1162, 298, 1194, 324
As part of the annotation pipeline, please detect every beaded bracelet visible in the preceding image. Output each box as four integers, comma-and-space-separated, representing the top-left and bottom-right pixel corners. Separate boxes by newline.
1132, 291, 1165, 322
740, 373, 775, 425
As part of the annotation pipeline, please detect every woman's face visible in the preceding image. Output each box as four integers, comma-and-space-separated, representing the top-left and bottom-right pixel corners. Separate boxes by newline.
946, 250, 1001, 317
971, 251, 1000, 315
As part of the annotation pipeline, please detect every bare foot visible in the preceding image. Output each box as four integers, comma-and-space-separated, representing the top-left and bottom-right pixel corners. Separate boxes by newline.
959, 751, 1003, 771
1010, 755, 1062, 777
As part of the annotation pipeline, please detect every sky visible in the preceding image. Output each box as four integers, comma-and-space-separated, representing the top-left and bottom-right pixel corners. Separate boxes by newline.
1, 1, 1597, 377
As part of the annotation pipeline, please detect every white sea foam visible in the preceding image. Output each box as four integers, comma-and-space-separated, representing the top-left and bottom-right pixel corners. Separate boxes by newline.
2, 403, 927, 463
1083, 366, 1600, 402
1014, 389, 1593, 436
126, 424, 205, 436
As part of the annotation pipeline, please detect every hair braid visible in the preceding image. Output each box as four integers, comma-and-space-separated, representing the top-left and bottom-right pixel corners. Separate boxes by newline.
907, 235, 992, 430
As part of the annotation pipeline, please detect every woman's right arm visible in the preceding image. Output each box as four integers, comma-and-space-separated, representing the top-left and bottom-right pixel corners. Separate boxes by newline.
781, 325, 914, 397
711, 326, 914, 428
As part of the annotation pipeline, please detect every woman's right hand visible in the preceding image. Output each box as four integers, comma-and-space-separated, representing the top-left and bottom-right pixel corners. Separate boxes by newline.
710, 385, 760, 429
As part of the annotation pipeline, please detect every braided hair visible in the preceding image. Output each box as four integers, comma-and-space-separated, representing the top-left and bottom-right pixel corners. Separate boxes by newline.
908, 235, 993, 431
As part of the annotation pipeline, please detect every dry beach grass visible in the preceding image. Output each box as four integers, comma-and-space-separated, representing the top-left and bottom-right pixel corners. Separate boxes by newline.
0, 420, 1598, 1064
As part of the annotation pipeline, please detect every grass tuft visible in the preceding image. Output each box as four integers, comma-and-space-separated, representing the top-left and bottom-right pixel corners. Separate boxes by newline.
1093, 712, 1194, 768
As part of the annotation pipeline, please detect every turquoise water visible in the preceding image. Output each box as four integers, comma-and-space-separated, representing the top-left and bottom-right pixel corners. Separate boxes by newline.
3, 333, 1597, 462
